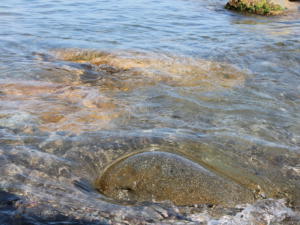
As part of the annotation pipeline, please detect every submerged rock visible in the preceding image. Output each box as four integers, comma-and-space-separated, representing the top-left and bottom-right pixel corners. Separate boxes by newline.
0, 81, 121, 134
95, 151, 255, 207
225, 0, 298, 15
51, 49, 246, 91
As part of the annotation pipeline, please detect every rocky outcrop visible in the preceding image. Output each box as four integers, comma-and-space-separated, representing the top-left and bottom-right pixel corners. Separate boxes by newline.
225, 0, 299, 15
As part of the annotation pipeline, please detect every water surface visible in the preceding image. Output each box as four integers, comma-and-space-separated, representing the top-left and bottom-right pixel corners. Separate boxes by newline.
0, 0, 300, 224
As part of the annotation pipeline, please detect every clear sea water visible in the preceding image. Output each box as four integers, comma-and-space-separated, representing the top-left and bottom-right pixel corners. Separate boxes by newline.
0, 0, 300, 224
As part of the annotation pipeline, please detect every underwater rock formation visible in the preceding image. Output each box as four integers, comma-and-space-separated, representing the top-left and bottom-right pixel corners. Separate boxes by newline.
0, 81, 121, 134
51, 49, 246, 91
95, 151, 256, 206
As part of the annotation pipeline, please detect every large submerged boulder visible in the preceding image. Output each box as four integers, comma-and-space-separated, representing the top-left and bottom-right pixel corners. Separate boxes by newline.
225, 0, 299, 15
95, 151, 255, 207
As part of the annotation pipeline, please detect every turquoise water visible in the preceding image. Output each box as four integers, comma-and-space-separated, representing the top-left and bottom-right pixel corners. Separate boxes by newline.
0, 0, 300, 224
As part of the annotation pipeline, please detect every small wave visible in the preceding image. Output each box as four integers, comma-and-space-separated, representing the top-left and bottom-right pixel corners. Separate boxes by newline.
191, 199, 299, 225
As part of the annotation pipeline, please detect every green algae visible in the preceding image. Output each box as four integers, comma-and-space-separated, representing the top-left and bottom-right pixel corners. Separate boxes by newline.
225, 0, 285, 15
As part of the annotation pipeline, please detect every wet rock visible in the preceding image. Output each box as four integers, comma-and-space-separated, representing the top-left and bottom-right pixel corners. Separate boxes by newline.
225, 0, 298, 15
95, 151, 255, 207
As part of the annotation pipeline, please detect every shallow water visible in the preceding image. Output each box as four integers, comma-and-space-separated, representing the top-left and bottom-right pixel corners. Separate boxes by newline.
0, 0, 300, 224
